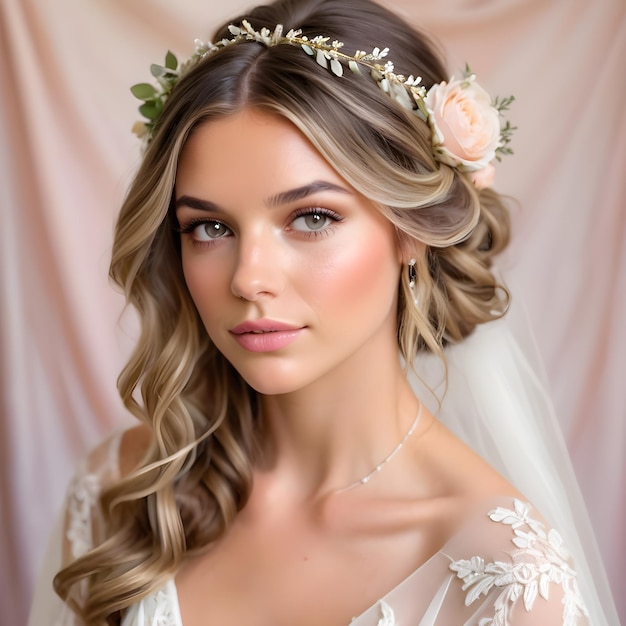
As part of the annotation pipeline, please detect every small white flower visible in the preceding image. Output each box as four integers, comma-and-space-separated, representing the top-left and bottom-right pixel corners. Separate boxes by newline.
512, 563, 539, 586
405, 74, 422, 86
371, 46, 389, 60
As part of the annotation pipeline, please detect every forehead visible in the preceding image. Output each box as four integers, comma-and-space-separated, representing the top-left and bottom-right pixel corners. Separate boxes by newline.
175, 109, 348, 201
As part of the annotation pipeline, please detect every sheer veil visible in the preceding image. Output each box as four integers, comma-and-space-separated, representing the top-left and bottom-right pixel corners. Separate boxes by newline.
408, 284, 619, 625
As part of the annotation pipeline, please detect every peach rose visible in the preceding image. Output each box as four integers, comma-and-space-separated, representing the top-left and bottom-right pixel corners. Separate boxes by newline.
424, 75, 501, 172
469, 163, 496, 190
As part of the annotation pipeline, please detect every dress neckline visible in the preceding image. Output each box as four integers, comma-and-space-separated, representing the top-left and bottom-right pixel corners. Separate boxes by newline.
159, 495, 520, 626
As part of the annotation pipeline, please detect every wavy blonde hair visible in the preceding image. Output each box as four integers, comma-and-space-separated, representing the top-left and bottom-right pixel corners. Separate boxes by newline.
54, 0, 510, 622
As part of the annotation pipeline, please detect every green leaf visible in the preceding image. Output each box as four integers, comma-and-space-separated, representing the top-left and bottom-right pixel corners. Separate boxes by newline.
415, 100, 428, 122
494, 95, 515, 112
139, 100, 163, 121
151, 64, 164, 78
130, 83, 156, 100
165, 50, 178, 70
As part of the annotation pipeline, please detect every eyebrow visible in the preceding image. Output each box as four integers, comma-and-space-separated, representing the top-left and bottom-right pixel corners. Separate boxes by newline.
174, 196, 218, 213
267, 180, 351, 207
174, 180, 351, 213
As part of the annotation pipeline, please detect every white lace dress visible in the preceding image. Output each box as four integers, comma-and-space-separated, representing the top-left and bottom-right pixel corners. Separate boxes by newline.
28, 433, 589, 626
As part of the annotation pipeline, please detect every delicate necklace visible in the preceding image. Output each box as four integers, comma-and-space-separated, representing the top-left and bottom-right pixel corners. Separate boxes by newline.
338, 402, 423, 492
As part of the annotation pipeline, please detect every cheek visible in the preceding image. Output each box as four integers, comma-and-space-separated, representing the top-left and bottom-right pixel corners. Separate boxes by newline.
308, 233, 400, 310
182, 258, 226, 320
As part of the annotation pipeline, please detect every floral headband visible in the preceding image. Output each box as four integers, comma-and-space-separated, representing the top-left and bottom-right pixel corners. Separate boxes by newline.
131, 20, 514, 189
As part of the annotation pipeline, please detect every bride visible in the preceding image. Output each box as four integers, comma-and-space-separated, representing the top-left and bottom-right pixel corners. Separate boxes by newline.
29, 0, 617, 624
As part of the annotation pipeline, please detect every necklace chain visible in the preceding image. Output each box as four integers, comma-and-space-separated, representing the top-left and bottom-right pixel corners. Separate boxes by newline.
339, 402, 423, 492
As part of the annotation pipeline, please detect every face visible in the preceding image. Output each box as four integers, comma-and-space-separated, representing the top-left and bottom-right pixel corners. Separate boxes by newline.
175, 109, 403, 395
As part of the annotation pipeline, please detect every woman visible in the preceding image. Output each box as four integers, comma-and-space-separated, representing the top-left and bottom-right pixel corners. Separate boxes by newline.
29, 0, 616, 624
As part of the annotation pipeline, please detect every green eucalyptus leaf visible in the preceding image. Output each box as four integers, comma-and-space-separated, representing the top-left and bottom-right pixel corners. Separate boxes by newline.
139, 101, 162, 120
151, 64, 167, 78
130, 83, 157, 100
165, 51, 178, 70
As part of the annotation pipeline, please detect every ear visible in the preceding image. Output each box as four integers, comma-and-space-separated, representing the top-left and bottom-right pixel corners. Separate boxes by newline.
395, 230, 424, 265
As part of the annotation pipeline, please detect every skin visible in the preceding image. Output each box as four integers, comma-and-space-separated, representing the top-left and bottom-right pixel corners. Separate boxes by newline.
124, 109, 520, 626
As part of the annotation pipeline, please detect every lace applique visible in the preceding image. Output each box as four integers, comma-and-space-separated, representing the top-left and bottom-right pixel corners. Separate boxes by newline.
376, 600, 395, 626
65, 465, 100, 558
121, 581, 180, 626
449, 499, 588, 625
144, 585, 179, 626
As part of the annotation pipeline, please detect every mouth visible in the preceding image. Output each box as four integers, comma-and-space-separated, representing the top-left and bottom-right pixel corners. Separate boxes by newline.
229, 319, 305, 352
230, 319, 303, 335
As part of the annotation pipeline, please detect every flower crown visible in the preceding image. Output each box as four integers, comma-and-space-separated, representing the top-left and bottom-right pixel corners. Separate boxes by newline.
131, 20, 514, 189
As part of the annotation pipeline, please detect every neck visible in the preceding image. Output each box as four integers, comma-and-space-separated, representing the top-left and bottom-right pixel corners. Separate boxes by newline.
255, 354, 421, 498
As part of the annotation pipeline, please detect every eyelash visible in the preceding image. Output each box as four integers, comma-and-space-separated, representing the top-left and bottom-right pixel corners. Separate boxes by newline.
175, 207, 344, 245
289, 207, 344, 238
176, 218, 226, 234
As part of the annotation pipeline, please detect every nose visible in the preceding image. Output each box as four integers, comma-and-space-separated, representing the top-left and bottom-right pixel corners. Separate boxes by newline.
230, 232, 284, 301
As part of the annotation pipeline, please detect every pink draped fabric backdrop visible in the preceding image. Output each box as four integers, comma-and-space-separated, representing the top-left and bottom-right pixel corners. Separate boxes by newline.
1, 0, 624, 624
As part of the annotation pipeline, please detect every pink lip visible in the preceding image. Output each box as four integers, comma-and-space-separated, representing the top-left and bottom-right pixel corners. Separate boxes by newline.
229, 319, 305, 353
230, 319, 301, 334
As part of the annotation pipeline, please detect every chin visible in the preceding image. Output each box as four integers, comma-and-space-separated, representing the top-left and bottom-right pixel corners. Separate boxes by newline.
242, 373, 301, 396
230, 364, 310, 397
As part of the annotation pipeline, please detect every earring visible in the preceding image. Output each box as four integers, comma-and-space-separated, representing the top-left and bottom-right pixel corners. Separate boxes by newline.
408, 258, 418, 305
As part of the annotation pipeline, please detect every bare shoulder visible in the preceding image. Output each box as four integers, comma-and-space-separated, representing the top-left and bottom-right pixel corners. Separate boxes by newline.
418, 413, 524, 503
58, 425, 152, 566
118, 424, 152, 477
75, 424, 151, 485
